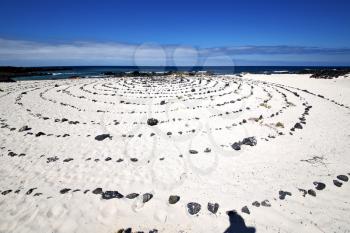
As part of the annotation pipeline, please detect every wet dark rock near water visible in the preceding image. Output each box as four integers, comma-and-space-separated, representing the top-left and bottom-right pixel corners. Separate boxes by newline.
187, 202, 201, 215
279, 190, 292, 200
241, 206, 250, 214
143, 193, 153, 203
299, 68, 350, 79
333, 180, 342, 187
313, 182, 326, 190
126, 193, 139, 199
337, 175, 348, 182
95, 134, 112, 141
147, 118, 159, 126
102, 191, 124, 199
168, 195, 180, 204
92, 188, 103, 194
242, 137, 257, 146
208, 202, 219, 214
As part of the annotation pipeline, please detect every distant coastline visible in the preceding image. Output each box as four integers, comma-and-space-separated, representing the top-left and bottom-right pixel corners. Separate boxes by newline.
1, 66, 350, 82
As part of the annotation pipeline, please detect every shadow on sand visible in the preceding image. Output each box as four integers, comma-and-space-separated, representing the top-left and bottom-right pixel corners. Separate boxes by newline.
224, 210, 256, 233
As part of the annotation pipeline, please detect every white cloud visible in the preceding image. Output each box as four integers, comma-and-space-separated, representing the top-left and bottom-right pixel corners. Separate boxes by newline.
0, 38, 350, 66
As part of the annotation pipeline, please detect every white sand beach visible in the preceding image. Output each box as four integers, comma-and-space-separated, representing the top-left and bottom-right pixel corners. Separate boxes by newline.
0, 73, 350, 233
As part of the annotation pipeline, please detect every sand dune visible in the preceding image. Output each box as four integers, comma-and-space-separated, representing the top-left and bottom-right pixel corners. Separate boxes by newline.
0, 74, 349, 233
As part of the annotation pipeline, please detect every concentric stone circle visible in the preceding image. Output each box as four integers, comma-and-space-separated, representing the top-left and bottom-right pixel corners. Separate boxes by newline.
0, 74, 349, 232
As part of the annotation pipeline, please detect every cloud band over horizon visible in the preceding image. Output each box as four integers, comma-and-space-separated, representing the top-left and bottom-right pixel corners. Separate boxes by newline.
1, 38, 350, 66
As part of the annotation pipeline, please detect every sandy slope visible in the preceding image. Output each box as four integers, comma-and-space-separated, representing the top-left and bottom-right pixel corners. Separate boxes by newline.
0, 74, 349, 233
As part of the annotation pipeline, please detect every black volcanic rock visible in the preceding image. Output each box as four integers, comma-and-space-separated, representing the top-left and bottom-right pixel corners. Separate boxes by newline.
92, 188, 103, 194
187, 202, 201, 215
0, 77, 16, 82
189, 149, 198, 154
102, 191, 124, 199
168, 195, 180, 204
261, 200, 271, 207
242, 137, 257, 146
18, 125, 31, 132
126, 193, 139, 199
95, 134, 112, 141
142, 193, 153, 203
279, 190, 292, 200
337, 175, 348, 182
147, 118, 159, 126
333, 180, 342, 187
231, 142, 241, 150
60, 188, 71, 194
241, 206, 250, 214
308, 189, 316, 197
313, 182, 326, 190
207, 202, 219, 214
294, 123, 303, 129
35, 132, 46, 137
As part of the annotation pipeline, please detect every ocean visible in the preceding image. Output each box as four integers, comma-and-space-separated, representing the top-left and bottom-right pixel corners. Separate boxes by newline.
13, 66, 349, 80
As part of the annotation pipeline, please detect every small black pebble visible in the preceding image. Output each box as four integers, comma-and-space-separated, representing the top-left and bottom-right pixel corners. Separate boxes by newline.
92, 188, 103, 194
168, 195, 180, 204
241, 206, 250, 214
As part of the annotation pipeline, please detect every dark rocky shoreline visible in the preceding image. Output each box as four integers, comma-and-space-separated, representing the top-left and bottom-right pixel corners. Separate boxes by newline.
0, 66, 72, 82
296, 68, 350, 79
1, 66, 349, 82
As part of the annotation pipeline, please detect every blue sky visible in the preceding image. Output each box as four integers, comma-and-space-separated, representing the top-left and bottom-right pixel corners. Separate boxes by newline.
0, 0, 350, 66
